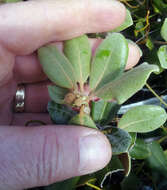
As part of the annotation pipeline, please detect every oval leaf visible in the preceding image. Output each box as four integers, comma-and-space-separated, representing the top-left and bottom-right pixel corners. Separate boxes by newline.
48, 85, 69, 104
38, 44, 76, 89
103, 126, 132, 155
112, 9, 133, 32
64, 35, 91, 89
95, 63, 159, 104
157, 45, 167, 69
161, 18, 167, 41
89, 33, 128, 90
129, 138, 151, 159
69, 113, 97, 129
118, 105, 167, 133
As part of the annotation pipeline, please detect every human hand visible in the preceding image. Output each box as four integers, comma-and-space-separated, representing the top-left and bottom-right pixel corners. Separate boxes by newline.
0, 0, 141, 189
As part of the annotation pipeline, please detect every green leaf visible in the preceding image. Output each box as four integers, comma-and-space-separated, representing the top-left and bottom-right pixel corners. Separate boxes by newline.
129, 138, 151, 159
48, 101, 77, 124
48, 85, 68, 104
153, 0, 167, 12
69, 113, 97, 129
164, 149, 167, 158
64, 35, 91, 88
38, 44, 76, 89
118, 105, 167, 133
44, 177, 80, 190
157, 45, 167, 69
103, 126, 132, 155
95, 63, 159, 104
112, 9, 133, 32
91, 100, 120, 125
146, 141, 167, 177
161, 18, 167, 41
89, 33, 128, 90
134, 21, 145, 37
146, 37, 154, 50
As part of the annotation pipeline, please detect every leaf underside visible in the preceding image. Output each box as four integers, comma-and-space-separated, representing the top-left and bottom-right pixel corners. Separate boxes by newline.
95, 63, 159, 104
64, 35, 91, 88
89, 33, 129, 91
38, 44, 76, 89
118, 105, 167, 133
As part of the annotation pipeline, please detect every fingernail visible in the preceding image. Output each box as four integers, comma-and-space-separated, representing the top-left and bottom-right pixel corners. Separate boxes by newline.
101, 1, 126, 26
79, 133, 111, 174
90, 0, 126, 31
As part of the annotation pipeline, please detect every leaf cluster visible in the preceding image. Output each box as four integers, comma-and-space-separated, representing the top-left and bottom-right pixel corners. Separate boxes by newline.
37, 7, 167, 189
22, 0, 167, 189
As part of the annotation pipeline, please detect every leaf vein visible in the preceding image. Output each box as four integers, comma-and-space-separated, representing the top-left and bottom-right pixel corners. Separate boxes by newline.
55, 57, 74, 88
93, 51, 112, 90
120, 118, 151, 130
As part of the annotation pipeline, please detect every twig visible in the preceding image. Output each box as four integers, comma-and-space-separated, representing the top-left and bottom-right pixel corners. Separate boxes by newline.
146, 83, 167, 108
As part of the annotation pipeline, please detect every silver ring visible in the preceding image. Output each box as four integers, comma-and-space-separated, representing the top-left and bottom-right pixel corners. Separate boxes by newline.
14, 85, 25, 113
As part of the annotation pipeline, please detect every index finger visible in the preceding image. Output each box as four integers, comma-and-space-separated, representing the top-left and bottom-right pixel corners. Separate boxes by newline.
0, 0, 125, 55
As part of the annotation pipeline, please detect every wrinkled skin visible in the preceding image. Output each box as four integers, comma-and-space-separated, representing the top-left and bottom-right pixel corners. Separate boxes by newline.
0, 0, 141, 190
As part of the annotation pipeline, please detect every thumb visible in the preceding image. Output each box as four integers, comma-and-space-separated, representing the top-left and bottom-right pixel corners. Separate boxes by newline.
0, 125, 111, 190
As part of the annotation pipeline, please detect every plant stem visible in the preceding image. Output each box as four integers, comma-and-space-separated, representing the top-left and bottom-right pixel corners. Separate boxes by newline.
160, 125, 167, 134
154, 40, 167, 45
157, 135, 167, 144
79, 82, 84, 93
145, 83, 167, 108
85, 182, 102, 190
